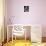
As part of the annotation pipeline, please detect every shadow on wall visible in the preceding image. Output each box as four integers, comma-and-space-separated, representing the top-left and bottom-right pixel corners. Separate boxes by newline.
42, 26, 46, 42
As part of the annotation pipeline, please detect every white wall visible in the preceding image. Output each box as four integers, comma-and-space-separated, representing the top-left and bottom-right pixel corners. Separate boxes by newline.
7, 0, 46, 37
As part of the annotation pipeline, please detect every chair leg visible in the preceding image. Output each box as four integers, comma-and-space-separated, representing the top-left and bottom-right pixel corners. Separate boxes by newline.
12, 31, 13, 43
15, 36, 16, 43
25, 30, 26, 43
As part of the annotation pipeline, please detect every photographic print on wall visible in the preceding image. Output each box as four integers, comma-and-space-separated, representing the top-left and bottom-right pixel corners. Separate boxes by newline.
24, 6, 29, 12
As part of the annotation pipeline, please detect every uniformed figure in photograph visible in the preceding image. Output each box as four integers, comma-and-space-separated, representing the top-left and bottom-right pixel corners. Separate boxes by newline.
24, 6, 29, 12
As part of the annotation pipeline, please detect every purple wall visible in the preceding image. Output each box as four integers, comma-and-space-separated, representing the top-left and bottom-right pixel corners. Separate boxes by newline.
6, 0, 46, 37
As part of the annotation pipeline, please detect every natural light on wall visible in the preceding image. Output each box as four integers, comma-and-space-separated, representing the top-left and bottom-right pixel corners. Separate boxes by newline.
0, 0, 3, 41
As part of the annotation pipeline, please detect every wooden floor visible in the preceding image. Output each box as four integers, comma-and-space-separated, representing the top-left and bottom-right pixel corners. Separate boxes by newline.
3, 40, 46, 46
42, 37, 46, 42
3, 40, 31, 46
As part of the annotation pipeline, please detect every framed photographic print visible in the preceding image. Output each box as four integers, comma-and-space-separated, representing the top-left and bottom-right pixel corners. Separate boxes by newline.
24, 6, 29, 12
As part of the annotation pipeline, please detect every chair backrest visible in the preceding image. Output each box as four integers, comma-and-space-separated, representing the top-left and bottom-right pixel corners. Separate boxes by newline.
12, 25, 25, 36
